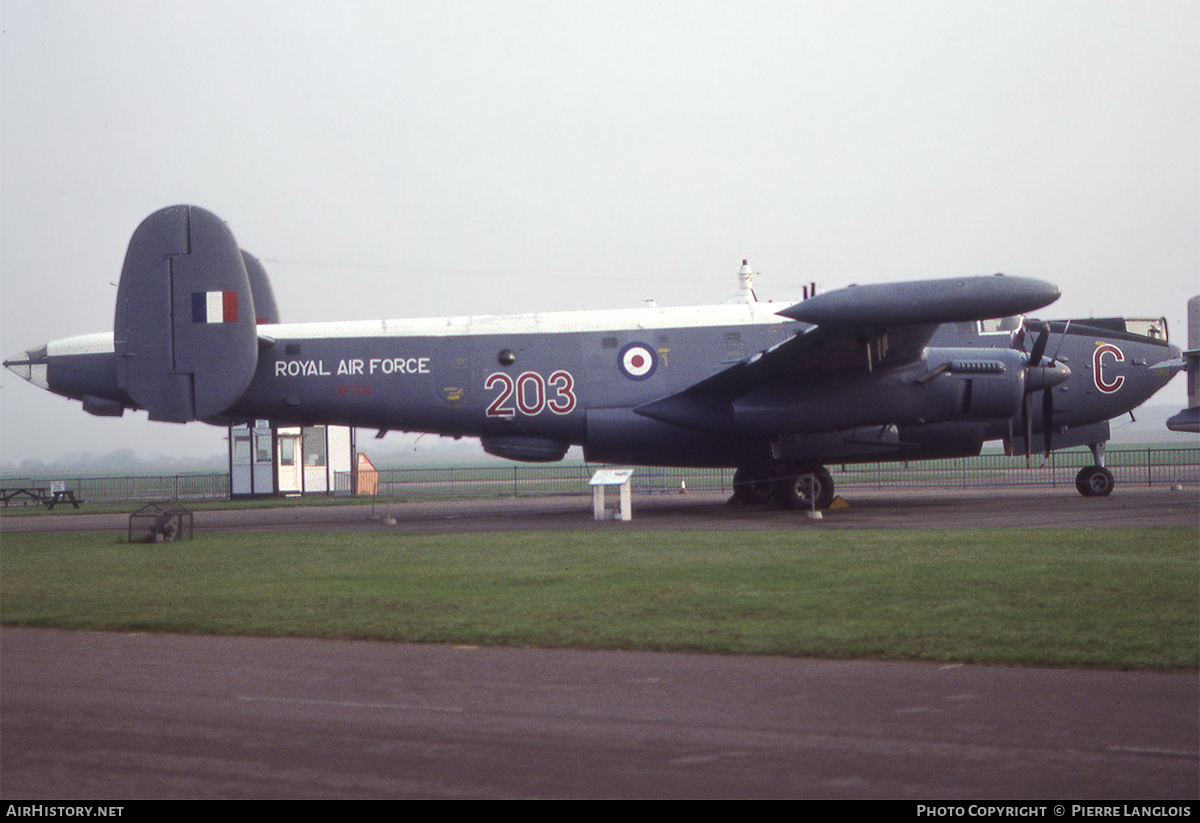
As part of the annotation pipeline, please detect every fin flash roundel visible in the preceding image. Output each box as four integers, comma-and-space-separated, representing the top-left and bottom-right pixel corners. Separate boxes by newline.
619, 342, 657, 380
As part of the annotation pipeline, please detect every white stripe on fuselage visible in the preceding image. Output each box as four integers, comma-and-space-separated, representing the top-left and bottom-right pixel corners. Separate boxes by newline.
266, 302, 794, 340
43, 302, 795, 352
46, 332, 117, 356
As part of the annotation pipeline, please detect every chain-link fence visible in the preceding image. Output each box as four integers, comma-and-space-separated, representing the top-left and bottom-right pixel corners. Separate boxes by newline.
3, 448, 1196, 504
337, 447, 1199, 498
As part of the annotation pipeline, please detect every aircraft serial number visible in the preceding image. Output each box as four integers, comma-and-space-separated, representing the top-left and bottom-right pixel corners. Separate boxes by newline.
485, 370, 577, 418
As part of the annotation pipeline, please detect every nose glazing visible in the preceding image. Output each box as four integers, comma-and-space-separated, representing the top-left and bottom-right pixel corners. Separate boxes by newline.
3, 346, 49, 390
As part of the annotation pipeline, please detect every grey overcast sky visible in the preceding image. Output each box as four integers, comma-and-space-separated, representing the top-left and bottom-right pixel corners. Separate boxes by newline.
1, 0, 1196, 467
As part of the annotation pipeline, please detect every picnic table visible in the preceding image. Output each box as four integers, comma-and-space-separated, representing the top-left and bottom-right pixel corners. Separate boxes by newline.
1, 487, 84, 509
2, 487, 48, 506
45, 490, 83, 510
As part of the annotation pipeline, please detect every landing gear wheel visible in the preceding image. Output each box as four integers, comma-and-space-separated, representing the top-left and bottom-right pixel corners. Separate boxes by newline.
732, 466, 774, 505
773, 465, 835, 510
1075, 465, 1114, 497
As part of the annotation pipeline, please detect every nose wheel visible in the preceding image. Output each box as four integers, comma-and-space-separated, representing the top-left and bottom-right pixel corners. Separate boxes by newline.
1075, 441, 1115, 497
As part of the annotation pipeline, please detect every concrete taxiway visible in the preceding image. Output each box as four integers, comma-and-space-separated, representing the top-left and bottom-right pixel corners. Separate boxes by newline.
2, 627, 1196, 800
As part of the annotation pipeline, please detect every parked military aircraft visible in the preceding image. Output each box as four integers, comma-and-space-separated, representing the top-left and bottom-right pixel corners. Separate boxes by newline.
4, 205, 1186, 507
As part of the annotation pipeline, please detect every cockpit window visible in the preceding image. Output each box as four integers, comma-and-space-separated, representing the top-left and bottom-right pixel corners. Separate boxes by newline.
978, 316, 1023, 335
1125, 318, 1169, 341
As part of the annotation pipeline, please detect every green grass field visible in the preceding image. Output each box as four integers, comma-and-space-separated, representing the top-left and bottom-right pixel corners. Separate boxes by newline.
2, 527, 1195, 669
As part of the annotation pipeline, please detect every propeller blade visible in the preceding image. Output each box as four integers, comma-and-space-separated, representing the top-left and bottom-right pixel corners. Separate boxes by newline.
1011, 323, 1026, 352
1023, 392, 1033, 460
1029, 322, 1050, 366
1042, 385, 1054, 457
1050, 319, 1071, 362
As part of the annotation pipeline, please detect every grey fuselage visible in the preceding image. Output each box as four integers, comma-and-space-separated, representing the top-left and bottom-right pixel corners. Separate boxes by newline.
14, 300, 1181, 469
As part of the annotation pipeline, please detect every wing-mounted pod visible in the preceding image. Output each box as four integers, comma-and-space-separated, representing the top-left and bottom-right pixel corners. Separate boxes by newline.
778, 274, 1061, 327
114, 205, 258, 422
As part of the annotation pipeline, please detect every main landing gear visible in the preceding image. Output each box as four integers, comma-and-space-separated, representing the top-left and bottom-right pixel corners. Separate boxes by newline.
733, 463, 835, 510
1075, 441, 1114, 497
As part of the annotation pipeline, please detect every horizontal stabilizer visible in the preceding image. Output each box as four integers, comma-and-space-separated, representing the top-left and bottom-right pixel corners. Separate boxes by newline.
1166, 408, 1199, 433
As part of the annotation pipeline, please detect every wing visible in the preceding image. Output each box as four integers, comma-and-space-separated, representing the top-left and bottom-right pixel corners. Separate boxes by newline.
635, 275, 1060, 430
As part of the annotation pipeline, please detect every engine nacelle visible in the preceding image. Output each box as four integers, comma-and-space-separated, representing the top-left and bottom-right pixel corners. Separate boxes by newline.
732, 348, 1027, 434
930, 347, 1028, 421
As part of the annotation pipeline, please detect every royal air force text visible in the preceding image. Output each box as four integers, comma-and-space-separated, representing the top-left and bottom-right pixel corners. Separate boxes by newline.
274, 358, 430, 378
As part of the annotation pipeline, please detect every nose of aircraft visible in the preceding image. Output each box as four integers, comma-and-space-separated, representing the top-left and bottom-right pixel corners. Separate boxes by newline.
3, 346, 49, 390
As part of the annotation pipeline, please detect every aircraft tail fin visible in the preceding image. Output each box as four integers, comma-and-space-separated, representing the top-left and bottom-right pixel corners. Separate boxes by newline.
1167, 294, 1199, 433
242, 249, 280, 324
114, 205, 259, 422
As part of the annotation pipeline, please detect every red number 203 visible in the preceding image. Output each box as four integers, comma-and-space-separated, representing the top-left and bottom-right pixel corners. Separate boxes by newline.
485, 370, 577, 417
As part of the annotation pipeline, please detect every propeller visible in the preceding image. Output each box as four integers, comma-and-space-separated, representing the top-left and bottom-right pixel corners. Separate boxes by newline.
1024, 323, 1048, 458
1013, 320, 1071, 458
